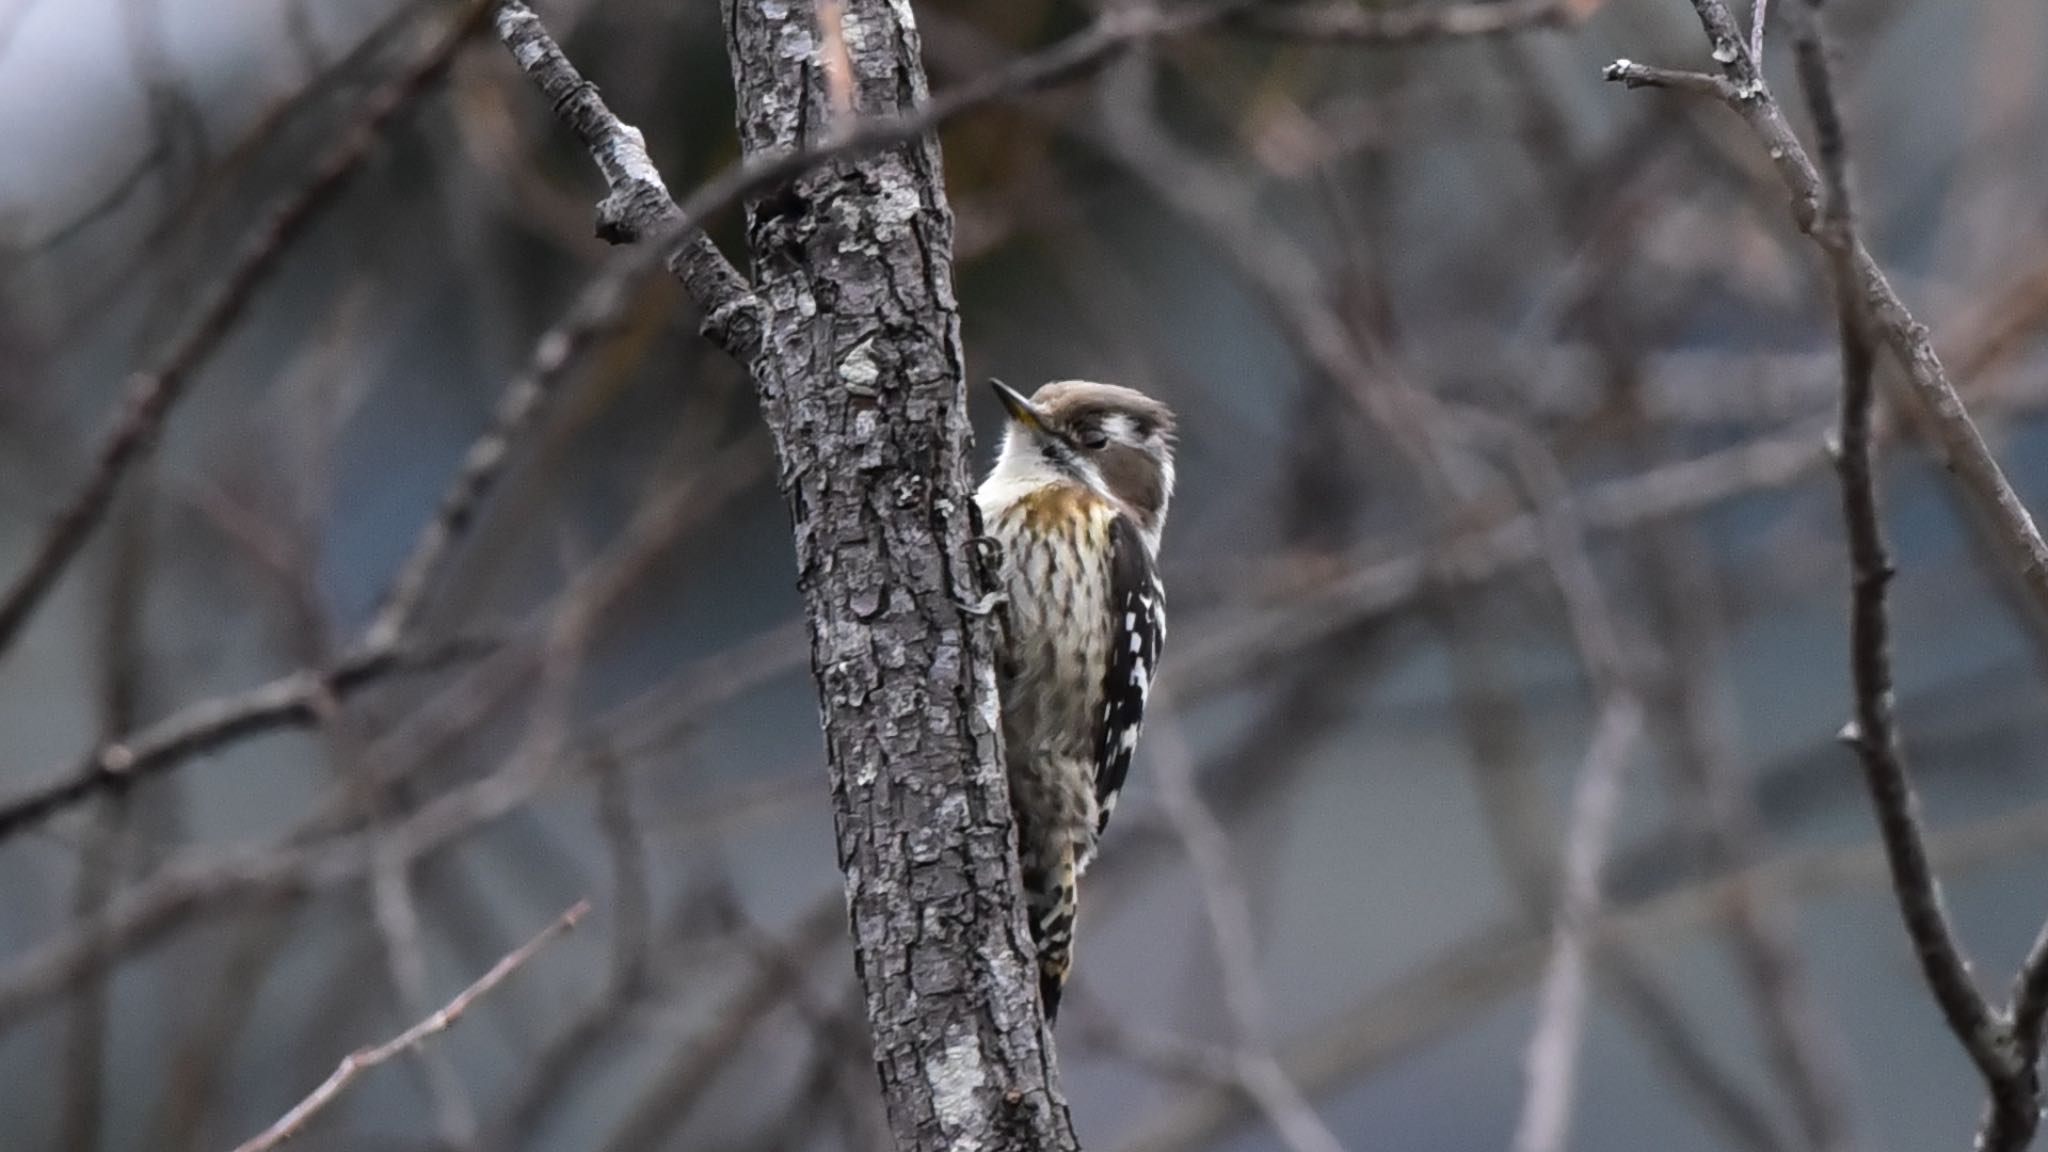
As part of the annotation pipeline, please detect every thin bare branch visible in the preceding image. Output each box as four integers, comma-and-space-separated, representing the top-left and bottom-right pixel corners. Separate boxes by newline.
1629, 440, 1861, 1152
229, 899, 588, 1152
1602, 59, 1740, 98
1797, 0, 2031, 1136
1790, 0, 2026, 1134
1511, 699, 1645, 1152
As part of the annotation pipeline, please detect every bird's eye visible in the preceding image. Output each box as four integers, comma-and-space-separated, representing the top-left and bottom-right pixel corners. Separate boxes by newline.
1077, 428, 1110, 450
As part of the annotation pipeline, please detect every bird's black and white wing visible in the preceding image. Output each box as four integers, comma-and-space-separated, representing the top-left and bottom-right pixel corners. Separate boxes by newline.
1095, 513, 1164, 837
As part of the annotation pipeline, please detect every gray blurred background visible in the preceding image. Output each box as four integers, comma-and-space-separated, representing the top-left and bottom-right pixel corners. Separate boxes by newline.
4, 0, 2048, 1150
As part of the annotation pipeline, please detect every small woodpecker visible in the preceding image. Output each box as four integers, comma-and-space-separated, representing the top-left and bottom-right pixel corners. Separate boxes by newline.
976, 378, 1176, 1026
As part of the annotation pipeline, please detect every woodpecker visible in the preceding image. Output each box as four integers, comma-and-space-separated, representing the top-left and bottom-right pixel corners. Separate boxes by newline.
976, 378, 1175, 1026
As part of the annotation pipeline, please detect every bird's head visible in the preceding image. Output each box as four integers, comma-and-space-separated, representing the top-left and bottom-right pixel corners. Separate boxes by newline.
988, 379, 1178, 546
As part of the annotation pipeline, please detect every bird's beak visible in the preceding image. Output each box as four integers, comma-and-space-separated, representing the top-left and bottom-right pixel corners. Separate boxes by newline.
990, 379, 1048, 435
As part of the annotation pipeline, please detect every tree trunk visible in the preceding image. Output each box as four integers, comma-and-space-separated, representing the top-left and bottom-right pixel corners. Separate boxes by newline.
719, 3, 1080, 1149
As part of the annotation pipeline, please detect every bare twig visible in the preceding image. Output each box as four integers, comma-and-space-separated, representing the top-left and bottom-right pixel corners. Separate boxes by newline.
483, 877, 792, 1149
1146, 712, 1267, 1038
57, 787, 129, 1152
1510, 699, 1644, 1152
2012, 919, 2048, 1082
1602, 61, 1740, 99
1793, 2, 2029, 1139
228, 899, 588, 1152
0, 0, 493, 662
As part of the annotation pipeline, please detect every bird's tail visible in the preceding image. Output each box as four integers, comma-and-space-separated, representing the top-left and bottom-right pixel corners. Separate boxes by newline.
1027, 840, 1079, 1026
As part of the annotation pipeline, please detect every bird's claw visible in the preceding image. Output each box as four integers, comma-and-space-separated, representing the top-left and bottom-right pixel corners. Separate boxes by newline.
968, 534, 1006, 568
955, 591, 1007, 617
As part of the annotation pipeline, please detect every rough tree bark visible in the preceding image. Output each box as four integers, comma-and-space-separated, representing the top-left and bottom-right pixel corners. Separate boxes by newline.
718, 3, 1080, 1150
